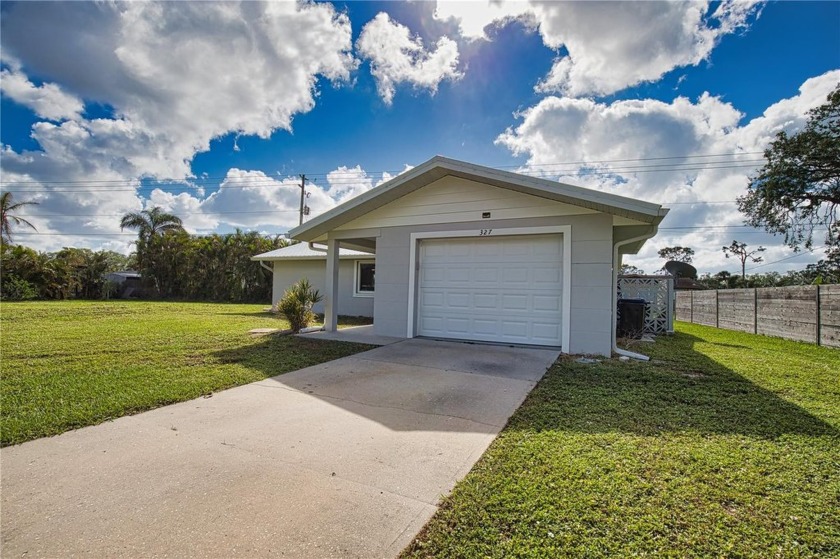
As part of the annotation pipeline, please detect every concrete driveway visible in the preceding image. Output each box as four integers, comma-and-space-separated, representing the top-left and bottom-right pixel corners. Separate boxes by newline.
1, 338, 559, 558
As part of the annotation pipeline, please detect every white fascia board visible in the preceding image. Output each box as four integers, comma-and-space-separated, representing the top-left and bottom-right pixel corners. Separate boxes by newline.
289, 155, 670, 240
250, 254, 370, 262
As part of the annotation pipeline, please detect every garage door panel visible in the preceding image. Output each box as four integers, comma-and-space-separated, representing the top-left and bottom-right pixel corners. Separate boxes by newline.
420, 290, 446, 307
444, 317, 470, 334
473, 319, 499, 335
475, 242, 499, 257
533, 266, 562, 284
420, 316, 444, 333
421, 266, 446, 283
447, 292, 471, 308
501, 320, 529, 337
473, 293, 499, 309
418, 234, 563, 346
532, 322, 561, 340
533, 295, 561, 311
473, 268, 499, 282
501, 294, 529, 312
447, 267, 472, 283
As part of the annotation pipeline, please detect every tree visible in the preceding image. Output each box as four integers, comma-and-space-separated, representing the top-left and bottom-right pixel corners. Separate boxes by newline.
119, 207, 184, 246
804, 246, 840, 284
737, 84, 840, 252
658, 246, 695, 263
722, 240, 766, 280
0, 192, 39, 244
120, 207, 184, 289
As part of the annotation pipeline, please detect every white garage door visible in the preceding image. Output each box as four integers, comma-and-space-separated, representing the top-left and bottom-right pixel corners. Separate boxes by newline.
417, 234, 563, 346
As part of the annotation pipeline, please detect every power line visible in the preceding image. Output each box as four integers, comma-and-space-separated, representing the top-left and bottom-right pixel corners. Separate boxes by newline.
0, 151, 766, 187
0, 162, 765, 194
13, 231, 289, 237
14, 209, 303, 218
659, 225, 831, 230
0, 152, 763, 189
746, 247, 825, 271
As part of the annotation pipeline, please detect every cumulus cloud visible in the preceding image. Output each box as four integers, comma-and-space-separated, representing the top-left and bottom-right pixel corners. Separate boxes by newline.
357, 12, 461, 105
0, 68, 84, 121
143, 163, 417, 236
496, 70, 840, 273
435, 0, 763, 97
0, 1, 356, 251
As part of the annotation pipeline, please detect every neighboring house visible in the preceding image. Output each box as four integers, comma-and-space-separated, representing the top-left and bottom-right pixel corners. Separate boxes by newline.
103, 270, 142, 298
266, 156, 669, 356
252, 243, 375, 317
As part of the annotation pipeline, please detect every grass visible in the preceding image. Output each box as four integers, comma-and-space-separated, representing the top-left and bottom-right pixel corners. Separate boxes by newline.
0, 300, 373, 446
402, 322, 840, 558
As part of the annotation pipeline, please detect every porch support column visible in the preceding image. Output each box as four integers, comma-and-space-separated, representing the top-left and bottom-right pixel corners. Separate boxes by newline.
324, 238, 340, 332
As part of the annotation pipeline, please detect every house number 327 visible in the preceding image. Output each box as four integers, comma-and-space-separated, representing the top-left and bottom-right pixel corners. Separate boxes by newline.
479, 229, 493, 236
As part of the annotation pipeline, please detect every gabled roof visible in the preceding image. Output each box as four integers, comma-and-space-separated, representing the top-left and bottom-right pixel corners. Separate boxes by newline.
288, 155, 669, 242
252, 242, 372, 261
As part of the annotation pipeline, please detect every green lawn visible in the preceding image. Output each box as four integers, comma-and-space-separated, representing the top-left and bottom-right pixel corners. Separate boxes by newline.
0, 300, 372, 446
403, 322, 840, 558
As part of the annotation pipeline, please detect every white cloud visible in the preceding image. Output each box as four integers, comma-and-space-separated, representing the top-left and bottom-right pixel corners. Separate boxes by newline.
435, 0, 763, 97
357, 12, 462, 105
496, 70, 840, 274
0, 1, 356, 251
434, 1, 532, 40
0, 68, 84, 121
144, 164, 417, 236
326, 166, 376, 204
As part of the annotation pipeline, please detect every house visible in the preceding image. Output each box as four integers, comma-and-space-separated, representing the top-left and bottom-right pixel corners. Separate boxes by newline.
103, 270, 142, 299
257, 156, 669, 356
252, 243, 375, 317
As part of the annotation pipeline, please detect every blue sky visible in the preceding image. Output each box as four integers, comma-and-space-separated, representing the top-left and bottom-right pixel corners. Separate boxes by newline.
1, 0, 838, 274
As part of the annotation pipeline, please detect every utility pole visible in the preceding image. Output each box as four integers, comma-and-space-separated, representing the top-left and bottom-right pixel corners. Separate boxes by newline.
298, 174, 306, 226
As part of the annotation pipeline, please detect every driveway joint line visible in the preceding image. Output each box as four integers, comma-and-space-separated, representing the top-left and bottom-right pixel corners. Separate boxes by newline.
386, 503, 436, 552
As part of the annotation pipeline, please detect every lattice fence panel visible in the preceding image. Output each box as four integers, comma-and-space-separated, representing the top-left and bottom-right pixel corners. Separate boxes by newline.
617, 276, 674, 334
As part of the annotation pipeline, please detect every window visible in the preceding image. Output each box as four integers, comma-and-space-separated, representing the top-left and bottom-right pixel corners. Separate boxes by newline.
355, 261, 375, 296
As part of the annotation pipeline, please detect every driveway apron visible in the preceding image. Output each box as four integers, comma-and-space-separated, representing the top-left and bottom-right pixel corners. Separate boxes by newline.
1, 339, 558, 558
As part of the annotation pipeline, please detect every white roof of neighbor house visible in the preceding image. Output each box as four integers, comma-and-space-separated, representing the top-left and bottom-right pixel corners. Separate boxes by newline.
288, 155, 670, 242
252, 243, 373, 261
105, 270, 141, 279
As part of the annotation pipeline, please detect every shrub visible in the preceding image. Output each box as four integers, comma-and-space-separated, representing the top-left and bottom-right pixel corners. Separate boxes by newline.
1, 277, 38, 301
277, 278, 323, 333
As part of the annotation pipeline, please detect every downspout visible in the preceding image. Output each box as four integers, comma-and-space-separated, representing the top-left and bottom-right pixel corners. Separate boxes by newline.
612, 227, 659, 361
308, 242, 328, 253
258, 260, 273, 274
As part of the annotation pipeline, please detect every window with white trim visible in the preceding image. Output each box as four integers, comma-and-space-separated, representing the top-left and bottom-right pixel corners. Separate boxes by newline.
354, 261, 375, 297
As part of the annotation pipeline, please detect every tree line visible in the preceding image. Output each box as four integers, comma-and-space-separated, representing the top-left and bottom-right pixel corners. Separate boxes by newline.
620, 242, 839, 288
1, 205, 287, 302
2, 84, 837, 300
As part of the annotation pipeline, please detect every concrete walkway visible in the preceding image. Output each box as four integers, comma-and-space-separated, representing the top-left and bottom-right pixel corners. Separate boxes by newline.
298, 324, 403, 346
1, 339, 559, 558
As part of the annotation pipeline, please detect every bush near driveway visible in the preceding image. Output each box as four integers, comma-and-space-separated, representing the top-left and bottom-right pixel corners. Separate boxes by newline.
0, 301, 372, 446
403, 322, 839, 558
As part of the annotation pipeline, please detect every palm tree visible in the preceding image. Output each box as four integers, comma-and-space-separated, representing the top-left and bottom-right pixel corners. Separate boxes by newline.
1, 192, 39, 244
119, 206, 184, 244
120, 207, 184, 291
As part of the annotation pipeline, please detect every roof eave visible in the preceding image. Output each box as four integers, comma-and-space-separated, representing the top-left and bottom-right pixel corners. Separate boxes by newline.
289, 156, 670, 240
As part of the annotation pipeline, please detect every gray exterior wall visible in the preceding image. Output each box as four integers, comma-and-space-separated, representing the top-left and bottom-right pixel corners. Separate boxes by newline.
338, 213, 615, 355
272, 259, 374, 318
